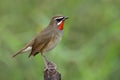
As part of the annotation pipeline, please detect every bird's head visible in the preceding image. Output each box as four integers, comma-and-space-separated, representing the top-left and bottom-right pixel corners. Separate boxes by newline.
49, 15, 68, 30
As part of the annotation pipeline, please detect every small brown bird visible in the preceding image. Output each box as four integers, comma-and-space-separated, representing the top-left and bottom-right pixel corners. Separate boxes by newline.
13, 15, 68, 66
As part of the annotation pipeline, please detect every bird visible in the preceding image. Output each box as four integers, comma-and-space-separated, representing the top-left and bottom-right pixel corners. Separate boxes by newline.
13, 15, 68, 67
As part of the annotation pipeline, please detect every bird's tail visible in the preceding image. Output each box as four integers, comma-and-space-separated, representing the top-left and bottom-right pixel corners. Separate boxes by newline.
12, 46, 32, 57
12, 39, 34, 57
12, 50, 23, 57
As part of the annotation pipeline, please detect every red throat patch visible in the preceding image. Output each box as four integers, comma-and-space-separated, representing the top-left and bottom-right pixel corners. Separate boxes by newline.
58, 21, 64, 30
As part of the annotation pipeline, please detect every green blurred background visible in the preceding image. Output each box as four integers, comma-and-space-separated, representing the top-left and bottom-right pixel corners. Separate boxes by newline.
0, 0, 120, 80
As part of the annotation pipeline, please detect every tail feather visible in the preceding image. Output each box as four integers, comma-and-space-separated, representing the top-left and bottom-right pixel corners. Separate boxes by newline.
12, 50, 23, 57
12, 46, 32, 57
12, 39, 34, 57
28, 51, 39, 58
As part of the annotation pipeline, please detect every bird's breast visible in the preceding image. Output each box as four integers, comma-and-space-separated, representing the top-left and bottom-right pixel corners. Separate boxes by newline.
44, 34, 62, 52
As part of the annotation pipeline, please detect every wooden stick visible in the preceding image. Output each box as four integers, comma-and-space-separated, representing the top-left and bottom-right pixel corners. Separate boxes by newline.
44, 61, 61, 80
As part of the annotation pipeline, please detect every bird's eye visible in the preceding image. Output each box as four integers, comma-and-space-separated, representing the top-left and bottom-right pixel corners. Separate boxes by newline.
56, 17, 64, 22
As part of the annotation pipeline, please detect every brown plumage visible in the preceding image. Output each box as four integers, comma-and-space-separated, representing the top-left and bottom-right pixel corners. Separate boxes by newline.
13, 15, 68, 58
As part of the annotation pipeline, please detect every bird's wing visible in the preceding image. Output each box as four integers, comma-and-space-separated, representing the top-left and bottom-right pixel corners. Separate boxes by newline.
29, 29, 53, 57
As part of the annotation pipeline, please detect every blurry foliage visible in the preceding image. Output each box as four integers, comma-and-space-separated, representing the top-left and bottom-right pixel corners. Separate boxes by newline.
0, 0, 120, 80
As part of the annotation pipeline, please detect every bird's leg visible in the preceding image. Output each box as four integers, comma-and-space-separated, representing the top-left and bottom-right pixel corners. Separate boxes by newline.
41, 54, 49, 67
41, 54, 57, 70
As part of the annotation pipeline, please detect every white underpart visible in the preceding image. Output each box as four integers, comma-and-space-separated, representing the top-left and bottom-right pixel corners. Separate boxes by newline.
57, 21, 62, 25
23, 46, 32, 52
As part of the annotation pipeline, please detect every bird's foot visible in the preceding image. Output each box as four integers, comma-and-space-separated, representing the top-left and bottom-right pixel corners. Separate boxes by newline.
44, 61, 57, 71
41, 54, 57, 70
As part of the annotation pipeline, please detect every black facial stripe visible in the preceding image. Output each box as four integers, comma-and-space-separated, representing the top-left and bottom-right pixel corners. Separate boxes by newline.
56, 17, 64, 22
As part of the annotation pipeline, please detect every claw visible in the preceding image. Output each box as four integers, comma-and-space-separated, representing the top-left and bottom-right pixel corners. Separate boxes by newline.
41, 54, 57, 70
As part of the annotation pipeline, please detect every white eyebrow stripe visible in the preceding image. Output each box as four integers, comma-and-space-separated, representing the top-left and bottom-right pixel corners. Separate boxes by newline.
54, 17, 64, 20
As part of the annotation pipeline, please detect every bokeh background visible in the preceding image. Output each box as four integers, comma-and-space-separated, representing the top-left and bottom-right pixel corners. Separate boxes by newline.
0, 0, 120, 80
